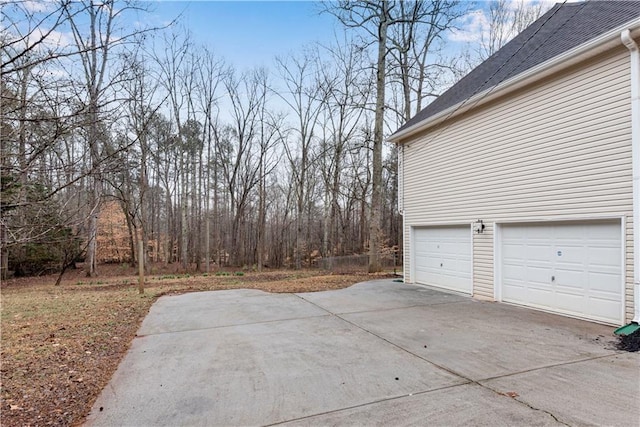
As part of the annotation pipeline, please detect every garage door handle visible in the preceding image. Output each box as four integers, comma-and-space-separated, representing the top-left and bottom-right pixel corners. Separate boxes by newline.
551, 276, 555, 282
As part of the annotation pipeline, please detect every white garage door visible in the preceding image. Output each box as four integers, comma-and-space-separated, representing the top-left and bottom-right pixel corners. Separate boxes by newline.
413, 226, 472, 294
500, 221, 623, 324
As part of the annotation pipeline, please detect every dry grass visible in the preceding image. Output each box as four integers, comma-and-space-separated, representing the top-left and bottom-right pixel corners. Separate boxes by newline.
1, 265, 389, 426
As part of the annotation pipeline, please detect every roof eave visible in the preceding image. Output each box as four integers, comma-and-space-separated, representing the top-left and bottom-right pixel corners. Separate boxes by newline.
389, 17, 640, 144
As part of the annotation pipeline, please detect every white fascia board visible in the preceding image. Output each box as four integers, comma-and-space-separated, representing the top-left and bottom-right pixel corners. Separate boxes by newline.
389, 18, 640, 144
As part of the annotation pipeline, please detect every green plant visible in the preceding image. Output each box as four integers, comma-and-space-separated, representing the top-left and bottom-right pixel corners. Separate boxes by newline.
234, 271, 244, 276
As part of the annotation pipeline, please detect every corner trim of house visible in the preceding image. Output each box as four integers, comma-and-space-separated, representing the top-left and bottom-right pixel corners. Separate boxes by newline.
621, 29, 640, 323
621, 215, 628, 325
470, 223, 475, 298
493, 222, 501, 302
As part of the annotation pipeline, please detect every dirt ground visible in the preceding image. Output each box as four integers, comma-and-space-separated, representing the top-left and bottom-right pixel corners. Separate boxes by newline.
1, 263, 391, 427
617, 328, 640, 352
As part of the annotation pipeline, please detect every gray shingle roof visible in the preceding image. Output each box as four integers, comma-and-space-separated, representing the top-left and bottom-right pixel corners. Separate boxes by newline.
393, 1, 640, 137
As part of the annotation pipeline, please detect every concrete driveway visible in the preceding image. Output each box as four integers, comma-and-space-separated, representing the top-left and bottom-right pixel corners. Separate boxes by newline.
85, 279, 639, 426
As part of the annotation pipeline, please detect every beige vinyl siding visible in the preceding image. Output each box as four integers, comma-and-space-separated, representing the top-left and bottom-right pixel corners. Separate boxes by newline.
625, 218, 634, 318
403, 217, 410, 281
473, 223, 493, 299
401, 47, 634, 321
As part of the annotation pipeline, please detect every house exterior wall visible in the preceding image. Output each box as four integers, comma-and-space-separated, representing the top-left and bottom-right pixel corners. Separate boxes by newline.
399, 46, 635, 322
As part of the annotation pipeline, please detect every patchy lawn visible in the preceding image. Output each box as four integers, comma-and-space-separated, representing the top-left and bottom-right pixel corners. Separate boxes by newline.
1, 266, 390, 427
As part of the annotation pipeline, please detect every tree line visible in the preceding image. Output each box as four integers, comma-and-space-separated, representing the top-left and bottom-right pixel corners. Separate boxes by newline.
0, 0, 546, 278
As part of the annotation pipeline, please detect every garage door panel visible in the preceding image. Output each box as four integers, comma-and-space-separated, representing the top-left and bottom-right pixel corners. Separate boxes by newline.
503, 245, 526, 259
414, 226, 471, 294
589, 272, 622, 293
527, 265, 552, 283
556, 277, 585, 291
553, 224, 584, 239
554, 248, 584, 264
442, 255, 471, 269
528, 245, 554, 262
555, 292, 584, 313
528, 287, 554, 306
503, 263, 524, 277
587, 298, 620, 322
500, 221, 623, 324
588, 247, 620, 265
415, 256, 439, 270
440, 241, 462, 253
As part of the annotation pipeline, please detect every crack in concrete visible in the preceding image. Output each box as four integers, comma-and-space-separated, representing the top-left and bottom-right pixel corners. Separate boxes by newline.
481, 383, 571, 427
294, 293, 591, 427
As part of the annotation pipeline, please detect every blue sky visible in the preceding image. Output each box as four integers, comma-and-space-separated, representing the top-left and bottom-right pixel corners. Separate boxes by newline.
150, 1, 341, 69
8, 0, 505, 73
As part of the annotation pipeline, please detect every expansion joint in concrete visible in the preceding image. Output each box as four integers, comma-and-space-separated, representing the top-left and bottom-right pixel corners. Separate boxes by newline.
294, 294, 472, 382
477, 352, 621, 383
264, 383, 468, 427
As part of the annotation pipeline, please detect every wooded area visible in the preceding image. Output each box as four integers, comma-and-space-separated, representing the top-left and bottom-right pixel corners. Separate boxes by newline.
0, 0, 547, 278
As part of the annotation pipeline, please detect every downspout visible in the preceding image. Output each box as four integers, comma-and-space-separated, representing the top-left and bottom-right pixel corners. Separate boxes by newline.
621, 29, 640, 327
399, 144, 406, 281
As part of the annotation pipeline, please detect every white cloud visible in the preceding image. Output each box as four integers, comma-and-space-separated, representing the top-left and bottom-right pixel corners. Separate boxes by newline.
448, 1, 555, 45
449, 9, 490, 43
22, 0, 56, 13
23, 27, 73, 51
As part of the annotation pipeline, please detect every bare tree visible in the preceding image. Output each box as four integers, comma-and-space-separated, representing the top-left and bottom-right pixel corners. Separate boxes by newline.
276, 50, 325, 269
387, 0, 465, 122
255, 89, 283, 271
221, 67, 265, 266
317, 38, 372, 258
112, 45, 167, 270
466, 0, 551, 68
63, 0, 154, 276
153, 29, 198, 269
194, 48, 227, 272
323, 0, 410, 272
1, 0, 87, 76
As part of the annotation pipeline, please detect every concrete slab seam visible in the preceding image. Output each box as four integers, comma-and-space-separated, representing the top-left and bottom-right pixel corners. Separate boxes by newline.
292, 292, 583, 426
412, 283, 471, 297
135, 313, 332, 337
263, 382, 471, 427
476, 352, 623, 383
295, 293, 474, 379
330, 309, 576, 426
291, 298, 471, 316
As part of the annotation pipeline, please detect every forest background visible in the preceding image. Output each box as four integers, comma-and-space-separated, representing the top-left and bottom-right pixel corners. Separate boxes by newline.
0, 0, 552, 279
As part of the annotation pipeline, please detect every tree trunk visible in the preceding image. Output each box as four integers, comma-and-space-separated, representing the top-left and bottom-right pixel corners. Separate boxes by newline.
257, 160, 266, 271
180, 156, 188, 270
369, 0, 388, 273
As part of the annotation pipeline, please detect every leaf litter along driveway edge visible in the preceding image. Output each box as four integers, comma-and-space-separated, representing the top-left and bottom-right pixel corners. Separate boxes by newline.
1, 268, 389, 427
